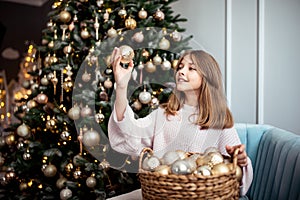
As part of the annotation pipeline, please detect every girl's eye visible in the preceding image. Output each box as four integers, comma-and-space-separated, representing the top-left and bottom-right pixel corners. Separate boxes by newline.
177, 64, 184, 70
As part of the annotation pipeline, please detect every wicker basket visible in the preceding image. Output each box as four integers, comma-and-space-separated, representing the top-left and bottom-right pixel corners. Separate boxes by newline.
138, 148, 240, 200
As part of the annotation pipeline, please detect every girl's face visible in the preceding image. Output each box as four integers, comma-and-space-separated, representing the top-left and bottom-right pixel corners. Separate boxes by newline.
175, 54, 202, 93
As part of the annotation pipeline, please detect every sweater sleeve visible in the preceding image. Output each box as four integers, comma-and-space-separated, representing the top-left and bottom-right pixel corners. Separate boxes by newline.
108, 102, 158, 157
217, 127, 253, 196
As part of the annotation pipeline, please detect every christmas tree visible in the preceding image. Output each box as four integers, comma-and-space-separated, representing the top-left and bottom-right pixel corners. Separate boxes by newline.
0, 0, 192, 199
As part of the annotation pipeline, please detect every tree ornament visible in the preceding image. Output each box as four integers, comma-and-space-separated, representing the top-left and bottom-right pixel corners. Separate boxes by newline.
99, 90, 108, 101
68, 105, 81, 120
142, 155, 161, 171
96, 0, 104, 7
159, 37, 170, 50
137, 62, 144, 70
5, 134, 15, 145
125, 17, 137, 30
83, 129, 100, 147
131, 99, 142, 111
49, 54, 58, 65
16, 123, 30, 137
95, 111, 105, 123
150, 97, 159, 108
99, 159, 110, 169
59, 10, 72, 23
211, 163, 230, 175
41, 75, 49, 85
194, 165, 212, 176
43, 164, 57, 177
103, 77, 113, 89
60, 130, 72, 141
46, 117, 57, 130
48, 40, 54, 48
145, 60, 156, 73
63, 80, 74, 92
154, 9, 165, 21
132, 31, 144, 43
103, 10, 109, 22
19, 182, 28, 191
142, 49, 150, 58
23, 152, 31, 160
172, 59, 179, 68
155, 165, 170, 175
153, 54, 162, 65
81, 70, 91, 82
94, 16, 100, 40
138, 8, 148, 19
161, 151, 180, 165
172, 30, 182, 42
81, 28, 90, 39
0, 136, 6, 148
73, 168, 82, 179
171, 159, 192, 175
65, 162, 74, 173
63, 44, 73, 55
86, 175, 97, 188
118, 8, 127, 18
36, 93, 48, 104
56, 177, 67, 189
60, 188, 72, 200
107, 27, 117, 38
161, 59, 171, 70
119, 45, 135, 64
80, 105, 92, 117
139, 89, 152, 104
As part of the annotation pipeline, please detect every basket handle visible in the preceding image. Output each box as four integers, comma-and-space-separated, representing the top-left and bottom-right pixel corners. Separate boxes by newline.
139, 147, 153, 170
232, 148, 239, 170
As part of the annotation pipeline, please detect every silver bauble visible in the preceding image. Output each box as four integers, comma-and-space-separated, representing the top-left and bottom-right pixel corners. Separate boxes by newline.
80, 105, 92, 117
132, 31, 144, 43
86, 176, 97, 188
60, 188, 72, 200
161, 151, 180, 165
138, 90, 151, 104
159, 37, 170, 50
152, 54, 162, 65
83, 129, 100, 147
171, 159, 192, 175
119, 45, 135, 64
56, 177, 67, 189
161, 60, 172, 70
68, 105, 81, 120
138, 8, 148, 19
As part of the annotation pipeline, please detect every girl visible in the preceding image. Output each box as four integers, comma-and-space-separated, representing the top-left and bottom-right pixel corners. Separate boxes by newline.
108, 48, 253, 199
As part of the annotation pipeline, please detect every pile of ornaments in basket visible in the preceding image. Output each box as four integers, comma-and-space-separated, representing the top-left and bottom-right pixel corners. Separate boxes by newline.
142, 147, 242, 182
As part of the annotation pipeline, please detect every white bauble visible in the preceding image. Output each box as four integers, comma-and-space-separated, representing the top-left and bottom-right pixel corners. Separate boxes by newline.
17, 123, 30, 137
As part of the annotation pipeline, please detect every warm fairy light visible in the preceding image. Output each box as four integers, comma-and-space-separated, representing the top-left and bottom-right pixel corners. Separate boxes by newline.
38, 184, 43, 189
28, 180, 33, 187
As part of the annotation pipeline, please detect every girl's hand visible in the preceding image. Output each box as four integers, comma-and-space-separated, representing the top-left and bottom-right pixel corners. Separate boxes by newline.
110, 47, 134, 89
225, 144, 248, 167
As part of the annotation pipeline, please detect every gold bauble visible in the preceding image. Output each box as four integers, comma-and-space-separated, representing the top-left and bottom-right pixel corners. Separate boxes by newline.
80, 28, 90, 39
19, 182, 28, 191
27, 100, 37, 109
59, 10, 72, 23
119, 45, 135, 64
125, 17, 137, 30
80, 105, 92, 117
172, 59, 179, 68
211, 163, 230, 175
46, 118, 57, 130
5, 134, 15, 145
95, 112, 105, 123
48, 41, 54, 48
228, 163, 243, 182
103, 78, 113, 88
56, 177, 67, 189
132, 100, 142, 111
63, 80, 74, 92
145, 60, 156, 73
44, 164, 57, 177
155, 165, 170, 175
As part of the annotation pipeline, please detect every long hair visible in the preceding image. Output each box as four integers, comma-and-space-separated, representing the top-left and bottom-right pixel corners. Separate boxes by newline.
162, 50, 234, 129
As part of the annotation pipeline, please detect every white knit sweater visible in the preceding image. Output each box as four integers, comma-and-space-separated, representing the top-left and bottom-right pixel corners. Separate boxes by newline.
108, 103, 253, 195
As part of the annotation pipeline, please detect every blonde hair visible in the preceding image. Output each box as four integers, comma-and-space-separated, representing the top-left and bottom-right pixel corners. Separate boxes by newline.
162, 50, 234, 129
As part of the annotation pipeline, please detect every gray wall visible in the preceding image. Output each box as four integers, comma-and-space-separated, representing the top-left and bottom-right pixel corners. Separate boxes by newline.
172, 0, 300, 135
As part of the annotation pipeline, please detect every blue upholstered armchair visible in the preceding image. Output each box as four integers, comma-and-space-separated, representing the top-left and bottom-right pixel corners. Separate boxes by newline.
235, 123, 300, 200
